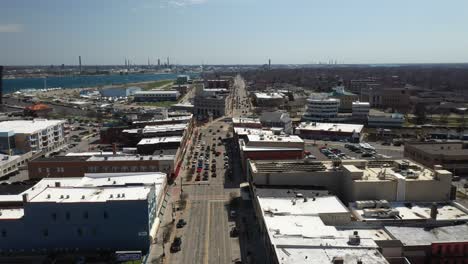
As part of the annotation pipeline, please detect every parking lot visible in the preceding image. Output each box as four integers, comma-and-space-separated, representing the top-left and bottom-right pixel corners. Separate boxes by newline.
304, 140, 404, 161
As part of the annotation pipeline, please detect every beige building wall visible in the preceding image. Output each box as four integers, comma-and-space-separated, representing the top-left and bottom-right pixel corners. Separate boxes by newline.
352, 180, 397, 201
405, 170, 452, 201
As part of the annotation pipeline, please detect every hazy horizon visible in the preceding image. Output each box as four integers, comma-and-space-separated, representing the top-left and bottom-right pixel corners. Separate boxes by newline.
2, 0, 468, 65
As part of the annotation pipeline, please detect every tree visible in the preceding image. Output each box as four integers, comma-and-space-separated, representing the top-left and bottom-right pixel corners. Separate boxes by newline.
413, 103, 427, 125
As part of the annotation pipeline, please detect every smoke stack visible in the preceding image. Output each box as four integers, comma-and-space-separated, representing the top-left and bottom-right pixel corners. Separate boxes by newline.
167, 57, 170, 66
268, 59, 271, 70
158, 58, 160, 66
112, 143, 117, 155
79, 56, 82, 74
0, 65, 3, 106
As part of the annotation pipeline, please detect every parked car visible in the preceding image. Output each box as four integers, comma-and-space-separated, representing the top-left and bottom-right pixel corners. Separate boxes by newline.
170, 237, 182, 252
176, 219, 187, 228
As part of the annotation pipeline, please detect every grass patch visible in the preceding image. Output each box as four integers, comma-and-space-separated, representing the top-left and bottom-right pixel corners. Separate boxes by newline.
143, 80, 174, 90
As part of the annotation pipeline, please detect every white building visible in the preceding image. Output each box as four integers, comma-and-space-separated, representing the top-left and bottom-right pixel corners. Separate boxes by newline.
259, 111, 293, 134
254, 190, 390, 264
302, 93, 341, 122
295, 122, 364, 142
368, 113, 405, 128
0, 119, 69, 154
253, 92, 287, 107
352, 101, 370, 121
133, 90, 180, 102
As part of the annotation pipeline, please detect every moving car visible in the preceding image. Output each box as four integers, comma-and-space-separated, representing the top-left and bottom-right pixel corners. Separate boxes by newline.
170, 237, 182, 252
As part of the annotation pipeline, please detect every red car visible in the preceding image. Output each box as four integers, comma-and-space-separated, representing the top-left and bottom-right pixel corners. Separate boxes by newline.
197, 168, 202, 173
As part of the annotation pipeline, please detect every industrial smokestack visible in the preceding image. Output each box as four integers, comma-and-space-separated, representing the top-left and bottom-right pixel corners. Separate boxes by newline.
0, 66, 3, 106
430, 202, 438, 220
268, 59, 271, 70
167, 57, 170, 66
79, 56, 82, 74
157, 58, 160, 66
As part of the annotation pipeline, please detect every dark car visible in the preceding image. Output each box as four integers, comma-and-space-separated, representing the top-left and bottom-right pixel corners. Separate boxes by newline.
230, 227, 239, 237
176, 219, 187, 228
170, 237, 182, 252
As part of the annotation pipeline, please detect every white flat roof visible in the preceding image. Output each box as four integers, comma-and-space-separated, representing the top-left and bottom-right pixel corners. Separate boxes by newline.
142, 123, 188, 133
247, 134, 304, 143
257, 196, 388, 264
351, 201, 468, 221
0, 119, 65, 134
234, 127, 273, 136
385, 225, 468, 246
255, 92, 284, 99
30, 186, 152, 203
133, 115, 192, 125
258, 196, 349, 215
87, 155, 175, 161
297, 122, 364, 133
20, 172, 166, 204
232, 117, 261, 124
137, 136, 183, 145
66, 151, 124, 157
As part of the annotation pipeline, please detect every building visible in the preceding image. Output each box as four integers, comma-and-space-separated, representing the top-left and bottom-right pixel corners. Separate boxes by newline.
239, 134, 304, 169
100, 86, 141, 98
352, 101, 370, 121
233, 127, 274, 141
23, 103, 53, 118
0, 152, 32, 178
131, 114, 192, 128
194, 95, 227, 118
176, 75, 190, 85
404, 142, 468, 175
0, 172, 167, 257
295, 122, 363, 142
329, 85, 358, 112
367, 113, 405, 128
302, 93, 341, 122
361, 86, 411, 113
206, 79, 230, 89
253, 189, 390, 264
136, 136, 182, 155
170, 102, 194, 113
0, 119, 69, 154
28, 154, 176, 179
384, 225, 468, 264
122, 123, 189, 145
232, 117, 262, 129
348, 78, 380, 94
253, 92, 287, 107
133, 90, 180, 102
259, 111, 292, 134
248, 159, 454, 203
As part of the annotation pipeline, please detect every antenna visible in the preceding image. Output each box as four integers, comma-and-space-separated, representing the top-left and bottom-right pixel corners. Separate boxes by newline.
79, 56, 82, 74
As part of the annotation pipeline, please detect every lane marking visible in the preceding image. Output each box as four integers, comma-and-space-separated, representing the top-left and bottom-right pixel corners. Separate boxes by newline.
204, 201, 211, 264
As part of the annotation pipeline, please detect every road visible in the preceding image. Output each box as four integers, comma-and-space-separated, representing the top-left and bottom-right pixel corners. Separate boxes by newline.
146, 75, 251, 264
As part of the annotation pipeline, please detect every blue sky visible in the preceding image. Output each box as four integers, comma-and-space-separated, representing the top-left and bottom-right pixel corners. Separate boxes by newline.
1, 0, 468, 65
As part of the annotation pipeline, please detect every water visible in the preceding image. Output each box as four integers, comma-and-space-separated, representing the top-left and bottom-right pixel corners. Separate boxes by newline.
2, 73, 198, 94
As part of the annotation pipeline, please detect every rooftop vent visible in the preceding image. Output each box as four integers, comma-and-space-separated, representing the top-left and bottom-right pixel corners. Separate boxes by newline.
348, 231, 360, 245
66, 195, 70, 199
47, 194, 51, 199
60, 195, 64, 199
81, 195, 85, 199
117, 194, 121, 198
110, 194, 113, 198
332, 257, 344, 264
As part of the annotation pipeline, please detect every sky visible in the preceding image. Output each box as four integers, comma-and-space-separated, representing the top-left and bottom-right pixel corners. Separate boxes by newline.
1, 0, 468, 65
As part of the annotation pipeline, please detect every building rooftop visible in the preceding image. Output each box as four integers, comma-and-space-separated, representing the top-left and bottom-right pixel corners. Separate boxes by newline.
246, 134, 304, 143
351, 201, 468, 221
29, 186, 153, 203
385, 224, 468, 246
232, 117, 261, 124
0, 119, 65, 134
234, 127, 274, 136
0, 172, 167, 208
66, 152, 124, 157
87, 154, 175, 162
134, 90, 179, 95
254, 92, 285, 99
250, 160, 328, 173
132, 115, 192, 125
137, 136, 183, 145
296, 122, 364, 134
123, 123, 188, 134
257, 195, 389, 264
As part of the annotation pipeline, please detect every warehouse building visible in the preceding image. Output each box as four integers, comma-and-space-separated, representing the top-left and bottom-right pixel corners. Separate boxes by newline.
136, 136, 182, 155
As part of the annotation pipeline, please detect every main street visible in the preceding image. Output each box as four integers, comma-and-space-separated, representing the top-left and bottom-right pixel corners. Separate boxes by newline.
147, 75, 250, 264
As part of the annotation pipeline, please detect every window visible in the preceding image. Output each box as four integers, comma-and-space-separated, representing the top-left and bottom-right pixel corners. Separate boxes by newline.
51, 213, 57, 220
103, 211, 108, 219
38, 168, 42, 173
43, 229, 48, 237
65, 212, 70, 220
1, 230, 6, 237
77, 228, 83, 236
83, 211, 88, 219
